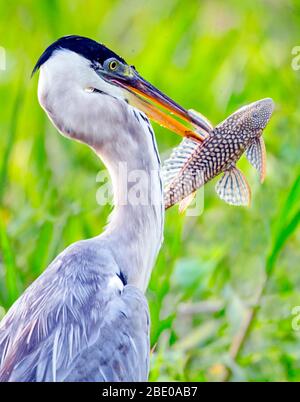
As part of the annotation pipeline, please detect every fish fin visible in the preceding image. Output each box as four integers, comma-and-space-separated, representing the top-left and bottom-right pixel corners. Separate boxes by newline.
215, 166, 251, 206
162, 138, 199, 188
188, 109, 214, 135
246, 137, 266, 183
178, 192, 196, 214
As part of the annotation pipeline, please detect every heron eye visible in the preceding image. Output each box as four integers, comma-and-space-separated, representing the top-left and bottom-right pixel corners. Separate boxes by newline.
109, 60, 119, 71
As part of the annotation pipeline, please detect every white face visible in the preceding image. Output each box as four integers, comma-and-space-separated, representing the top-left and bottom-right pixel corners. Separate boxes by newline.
38, 49, 126, 105
37, 49, 132, 148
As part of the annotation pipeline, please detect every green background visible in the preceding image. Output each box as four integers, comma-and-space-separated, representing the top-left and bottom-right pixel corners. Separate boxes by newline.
0, 0, 300, 381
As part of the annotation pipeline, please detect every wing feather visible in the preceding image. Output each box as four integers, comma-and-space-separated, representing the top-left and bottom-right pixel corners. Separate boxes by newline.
0, 243, 150, 382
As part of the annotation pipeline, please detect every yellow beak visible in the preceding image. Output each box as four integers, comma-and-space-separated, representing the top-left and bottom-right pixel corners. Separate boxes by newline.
110, 69, 211, 142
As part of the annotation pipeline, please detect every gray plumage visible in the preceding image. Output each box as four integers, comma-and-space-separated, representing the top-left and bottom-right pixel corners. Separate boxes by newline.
0, 241, 149, 381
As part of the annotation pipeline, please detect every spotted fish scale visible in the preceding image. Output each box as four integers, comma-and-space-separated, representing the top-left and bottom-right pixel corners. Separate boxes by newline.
163, 98, 274, 210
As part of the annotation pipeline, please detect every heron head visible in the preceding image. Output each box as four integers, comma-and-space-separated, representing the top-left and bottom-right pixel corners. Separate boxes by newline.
33, 35, 211, 142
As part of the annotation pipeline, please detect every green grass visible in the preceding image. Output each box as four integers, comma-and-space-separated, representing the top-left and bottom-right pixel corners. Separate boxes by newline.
0, 0, 300, 381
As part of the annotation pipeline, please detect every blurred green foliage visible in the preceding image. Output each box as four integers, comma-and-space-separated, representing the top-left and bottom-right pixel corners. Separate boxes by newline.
0, 0, 300, 382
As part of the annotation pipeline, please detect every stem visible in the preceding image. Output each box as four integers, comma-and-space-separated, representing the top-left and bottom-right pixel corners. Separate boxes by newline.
221, 208, 300, 382
221, 278, 266, 382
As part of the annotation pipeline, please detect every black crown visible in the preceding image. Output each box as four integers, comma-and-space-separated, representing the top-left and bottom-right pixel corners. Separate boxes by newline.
32, 35, 126, 76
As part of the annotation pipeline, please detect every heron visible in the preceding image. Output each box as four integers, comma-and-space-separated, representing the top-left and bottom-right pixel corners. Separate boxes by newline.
0, 35, 211, 382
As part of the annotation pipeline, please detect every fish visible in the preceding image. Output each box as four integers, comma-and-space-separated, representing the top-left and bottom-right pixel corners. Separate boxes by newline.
163, 98, 274, 211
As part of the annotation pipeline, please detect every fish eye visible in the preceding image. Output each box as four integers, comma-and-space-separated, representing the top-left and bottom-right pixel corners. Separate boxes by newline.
252, 112, 258, 119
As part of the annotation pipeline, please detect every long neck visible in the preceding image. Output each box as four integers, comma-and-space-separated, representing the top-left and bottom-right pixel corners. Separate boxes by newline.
38, 56, 164, 292
97, 108, 164, 292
